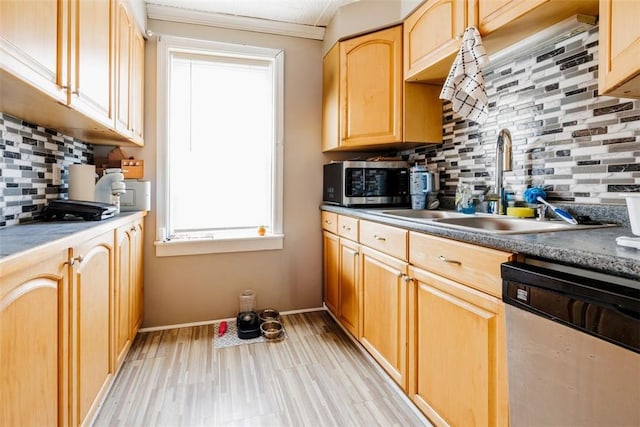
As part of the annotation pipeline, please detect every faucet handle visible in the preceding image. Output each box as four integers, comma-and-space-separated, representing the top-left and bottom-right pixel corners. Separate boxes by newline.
537, 204, 549, 221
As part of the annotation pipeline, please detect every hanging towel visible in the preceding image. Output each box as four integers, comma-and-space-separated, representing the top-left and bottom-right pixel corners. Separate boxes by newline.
440, 26, 490, 124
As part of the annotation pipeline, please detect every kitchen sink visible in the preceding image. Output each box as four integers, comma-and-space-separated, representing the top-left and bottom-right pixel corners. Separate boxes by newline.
372, 209, 468, 220
431, 216, 581, 234
432, 215, 618, 235
368, 209, 615, 235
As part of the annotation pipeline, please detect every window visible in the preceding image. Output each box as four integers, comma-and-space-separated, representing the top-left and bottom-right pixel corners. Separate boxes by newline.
155, 36, 284, 257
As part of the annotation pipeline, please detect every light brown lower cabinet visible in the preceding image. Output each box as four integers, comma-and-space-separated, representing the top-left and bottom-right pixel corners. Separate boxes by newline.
322, 230, 340, 316
337, 238, 360, 337
0, 249, 70, 426
0, 213, 145, 426
70, 231, 115, 427
115, 218, 145, 370
408, 266, 509, 427
322, 213, 362, 338
359, 245, 408, 390
321, 212, 514, 425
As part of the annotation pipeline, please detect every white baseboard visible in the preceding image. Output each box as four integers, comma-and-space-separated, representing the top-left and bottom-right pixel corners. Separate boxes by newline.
138, 306, 326, 333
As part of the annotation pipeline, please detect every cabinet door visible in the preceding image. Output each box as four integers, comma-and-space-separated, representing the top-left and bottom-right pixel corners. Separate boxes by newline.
68, 0, 113, 128
322, 43, 339, 152
477, 0, 548, 35
70, 231, 114, 427
0, 250, 69, 427
360, 246, 408, 390
408, 266, 508, 427
115, 224, 133, 369
130, 219, 145, 334
340, 26, 402, 146
0, 0, 67, 102
404, 0, 468, 82
338, 238, 360, 337
323, 231, 340, 316
115, 0, 133, 137
598, 0, 640, 98
131, 28, 145, 144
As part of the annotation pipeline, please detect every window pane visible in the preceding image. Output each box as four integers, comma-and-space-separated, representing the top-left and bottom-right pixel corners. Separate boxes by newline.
168, 53, 274, 233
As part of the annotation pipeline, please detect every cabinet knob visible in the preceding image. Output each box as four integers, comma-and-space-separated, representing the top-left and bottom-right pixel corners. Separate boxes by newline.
131, 226, 137, 233
324, 220, 332, 225
373, 235, 386, 242
342, 225, 351, 231
438, 255, 461, 265
66, 255, 83, 266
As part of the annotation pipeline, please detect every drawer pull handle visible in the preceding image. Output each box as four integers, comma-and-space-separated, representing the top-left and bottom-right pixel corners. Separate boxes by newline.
439, 255, 461, 265
324, 220, 332, 225
373, 235, 386, 242
342, 226, 351, 231
66, 255, 83, 266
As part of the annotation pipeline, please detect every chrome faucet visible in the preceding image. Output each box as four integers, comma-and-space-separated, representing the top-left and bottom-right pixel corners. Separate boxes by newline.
487, 129, 512, 215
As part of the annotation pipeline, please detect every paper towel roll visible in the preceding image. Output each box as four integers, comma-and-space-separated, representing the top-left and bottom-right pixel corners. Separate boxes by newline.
68, 164, 96, 201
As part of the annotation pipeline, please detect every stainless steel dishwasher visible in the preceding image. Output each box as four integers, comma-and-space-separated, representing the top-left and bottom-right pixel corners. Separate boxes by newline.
501, 260, 640, 426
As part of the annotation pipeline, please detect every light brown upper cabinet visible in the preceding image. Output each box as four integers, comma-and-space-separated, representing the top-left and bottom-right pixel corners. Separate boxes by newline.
0, 0, 67, 103
115, 0, 145, 144
404, 0, 599, 83
323, 25, 442, 151
0, 0, 144, 146
404, 0, 471, 82
131, 29, 145, 144
598, 0, 640, 99
476, 0, 548, 35
68, 0, 114, 129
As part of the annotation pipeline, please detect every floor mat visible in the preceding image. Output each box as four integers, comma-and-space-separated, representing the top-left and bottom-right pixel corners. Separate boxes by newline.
213, 319, 286, 349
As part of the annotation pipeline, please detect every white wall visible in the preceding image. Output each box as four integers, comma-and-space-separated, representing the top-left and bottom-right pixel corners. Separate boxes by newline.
322, 0, 423, 54
137, 20, 325, 327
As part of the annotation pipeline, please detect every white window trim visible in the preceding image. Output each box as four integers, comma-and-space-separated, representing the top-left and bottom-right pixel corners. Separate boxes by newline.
154, 35, 284, 257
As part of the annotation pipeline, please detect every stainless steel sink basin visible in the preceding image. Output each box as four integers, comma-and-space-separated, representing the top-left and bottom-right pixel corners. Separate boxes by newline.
432, 216, 600, 235
373, 209, 467, 220
367, 209, 615, 234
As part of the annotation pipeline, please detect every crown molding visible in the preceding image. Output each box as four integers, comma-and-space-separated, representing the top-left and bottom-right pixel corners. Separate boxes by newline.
146, 4, 326, 40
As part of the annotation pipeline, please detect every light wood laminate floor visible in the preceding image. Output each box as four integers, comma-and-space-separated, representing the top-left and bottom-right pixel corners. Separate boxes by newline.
93, 310, 430, 426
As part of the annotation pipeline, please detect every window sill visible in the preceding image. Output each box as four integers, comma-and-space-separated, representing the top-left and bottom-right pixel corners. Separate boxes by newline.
154, 234, 284, 257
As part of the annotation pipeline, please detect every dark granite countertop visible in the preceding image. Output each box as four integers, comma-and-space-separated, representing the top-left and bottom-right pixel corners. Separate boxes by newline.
0, 212, 146, 261
321, 205, 640, 281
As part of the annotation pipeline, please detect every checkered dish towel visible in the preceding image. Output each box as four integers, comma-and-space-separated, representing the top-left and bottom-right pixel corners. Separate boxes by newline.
440, 26, 490, 124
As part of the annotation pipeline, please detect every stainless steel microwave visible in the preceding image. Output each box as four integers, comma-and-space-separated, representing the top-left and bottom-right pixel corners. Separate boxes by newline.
323, 161, 410, 207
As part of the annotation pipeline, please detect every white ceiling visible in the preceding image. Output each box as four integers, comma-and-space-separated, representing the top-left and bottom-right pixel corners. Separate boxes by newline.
145, 0, 358, 27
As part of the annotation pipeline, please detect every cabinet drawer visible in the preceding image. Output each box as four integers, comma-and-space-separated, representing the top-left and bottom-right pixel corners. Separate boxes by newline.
409, 232, 513, 297
321, 211, 338, 233
337, 215, 359, 240
360, 220, 408, 261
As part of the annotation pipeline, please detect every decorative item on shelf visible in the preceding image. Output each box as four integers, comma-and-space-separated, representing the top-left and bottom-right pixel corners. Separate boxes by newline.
95, 147, 144, 179
440, 26, 490, 124
258, 225, 267, 236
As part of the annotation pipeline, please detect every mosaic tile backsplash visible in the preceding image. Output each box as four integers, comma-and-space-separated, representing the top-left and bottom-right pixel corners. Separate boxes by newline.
402, 26, 640, 206
0, 113, 93, 227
